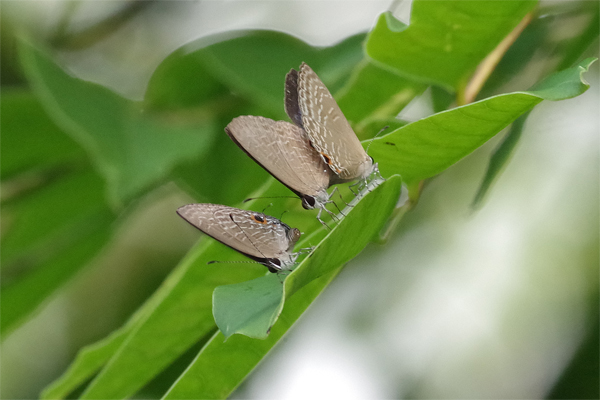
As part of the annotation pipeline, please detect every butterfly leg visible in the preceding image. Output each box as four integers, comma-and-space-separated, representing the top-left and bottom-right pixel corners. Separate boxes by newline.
348, 180, 361, 196
316, 206, 334, 230
349, 179, 369, 197
323, 203, 341, 221
330, 186, 351, 208
297, 246, 315, 254
325, 197, 345, 217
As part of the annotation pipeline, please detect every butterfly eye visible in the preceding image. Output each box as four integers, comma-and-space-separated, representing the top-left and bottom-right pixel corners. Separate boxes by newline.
302, 196, 316, 210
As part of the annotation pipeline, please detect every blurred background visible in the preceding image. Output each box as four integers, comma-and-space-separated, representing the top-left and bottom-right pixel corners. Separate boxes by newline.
2, 1, 598, 399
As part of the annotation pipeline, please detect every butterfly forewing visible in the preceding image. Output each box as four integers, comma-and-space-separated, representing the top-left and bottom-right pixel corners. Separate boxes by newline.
225, 116, 330, 199
287, 63, 372, 181
177, 204, 298, 265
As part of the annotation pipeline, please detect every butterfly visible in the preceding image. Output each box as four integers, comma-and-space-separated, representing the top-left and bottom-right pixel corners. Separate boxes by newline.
225, 63, 379, 225
285, 62, 377, 185
177, 203, 300, 273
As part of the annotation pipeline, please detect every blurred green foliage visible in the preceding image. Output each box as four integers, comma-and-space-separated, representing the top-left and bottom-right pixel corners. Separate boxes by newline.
1, 1, 598, 399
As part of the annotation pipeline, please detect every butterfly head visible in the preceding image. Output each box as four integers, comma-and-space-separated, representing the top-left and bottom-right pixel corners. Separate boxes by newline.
356, 156, 375, 180
287, 227, 301, 249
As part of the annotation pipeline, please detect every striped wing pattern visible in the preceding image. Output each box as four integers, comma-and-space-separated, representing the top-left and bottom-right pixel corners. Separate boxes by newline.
176, 204, 298, 265
225, 115, 330, 198
288, 63, 371, 181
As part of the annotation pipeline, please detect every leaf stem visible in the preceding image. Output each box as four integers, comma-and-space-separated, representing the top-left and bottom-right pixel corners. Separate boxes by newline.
462, 11, 534, 105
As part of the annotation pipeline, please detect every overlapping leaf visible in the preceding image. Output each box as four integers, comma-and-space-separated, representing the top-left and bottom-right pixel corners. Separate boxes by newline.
19, 41, 217, 205
1, 91, 115, 336
34, 5, 596, 399
366, 1, 537, 91
213, 176, 402, 340
369, 58, 596, 185
164, 176, 402, 398
197, 31, 365, 118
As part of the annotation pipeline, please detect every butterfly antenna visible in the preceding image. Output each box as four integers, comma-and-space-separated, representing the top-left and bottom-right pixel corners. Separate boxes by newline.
279, 209, 289, 221
207, 260, 262, 265
365, 125, 390, 155
261, 203, 274, 214
243, 196, 297, 203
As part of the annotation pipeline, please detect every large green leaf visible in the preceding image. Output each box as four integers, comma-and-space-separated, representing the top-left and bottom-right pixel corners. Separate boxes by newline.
1, 89, 118, 336
213, 176, 402, 339
197, 31, 365, 118
366, 1, 537, 91
41, 181, 293, 399
40, 262, 179, 400
163, 176, 402, 398
1, 168, 108, 268
18, 40, 217, 205
54, 174, 399, 399
163, 269, 340, 400
471, 111, 530, 209
0, 90, 86, 179
335, 60, 426, 139
41, 327, 130, 399
1, 208, 113, 336
74, 180, 291, 399
369, 58, 596, 184
1, 113, 115, 335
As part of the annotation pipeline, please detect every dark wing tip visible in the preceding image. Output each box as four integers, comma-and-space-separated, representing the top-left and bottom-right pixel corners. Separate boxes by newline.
284, 69, 302, 127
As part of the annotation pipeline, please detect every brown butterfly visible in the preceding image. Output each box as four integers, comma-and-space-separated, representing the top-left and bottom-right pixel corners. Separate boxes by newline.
177, 204, 300, 273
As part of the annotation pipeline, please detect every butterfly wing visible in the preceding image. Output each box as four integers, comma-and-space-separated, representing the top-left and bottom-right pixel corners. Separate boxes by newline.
286, 63, 372, 181
225, 115, 330, 198
177, 204, 293, 262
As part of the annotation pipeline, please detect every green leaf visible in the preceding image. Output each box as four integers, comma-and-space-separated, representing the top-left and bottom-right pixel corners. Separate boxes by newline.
366, 1, 538, 91
162, 270, 340, 400
1, 166, 115, 336
163, 177, 402, 398
143, 45, 229, 111
0, 90, 86, 179
471, 111, 530, 209
40, 226, 218, 400
213, 274, 284, 339
369, 58, 596, 184
1, 212, 113, 336
60, 173, 399, 398
165, 177, 401, 399
2, 168, 108, 267
336, 60, 426, 139
41, 327, 130, 399
198, 31, 365, 118
1, 88, 117, 336
73, 175, 330, 399
76, 219, 271, 399
18, 40, 217, 205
